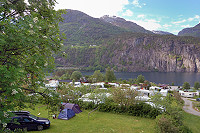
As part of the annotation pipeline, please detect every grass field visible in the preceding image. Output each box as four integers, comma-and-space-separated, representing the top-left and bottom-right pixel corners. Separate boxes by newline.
183, 112, 200, 133
28, 105, 156, 133
27, 104, 200, 133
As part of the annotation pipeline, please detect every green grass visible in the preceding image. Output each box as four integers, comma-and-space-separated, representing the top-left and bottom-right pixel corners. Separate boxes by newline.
28, 105, 156, 133
26, 104, 200, 133
183, 112, 200, 133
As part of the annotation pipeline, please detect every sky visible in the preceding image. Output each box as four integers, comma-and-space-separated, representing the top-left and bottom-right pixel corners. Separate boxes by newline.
55, 0, 200, 35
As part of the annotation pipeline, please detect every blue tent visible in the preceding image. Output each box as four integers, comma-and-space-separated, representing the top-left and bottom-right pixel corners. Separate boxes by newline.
58, 108, 75, 120
61, 103, 82, 114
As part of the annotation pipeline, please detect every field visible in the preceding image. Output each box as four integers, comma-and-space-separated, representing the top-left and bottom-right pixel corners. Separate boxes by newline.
28, 105, 155, 133
27, 104, 199, 133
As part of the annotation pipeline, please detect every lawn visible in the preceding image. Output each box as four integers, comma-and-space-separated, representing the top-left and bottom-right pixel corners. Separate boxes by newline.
26, 104, 200, 133
28, 105, 156, 133
183, 112, 200, 133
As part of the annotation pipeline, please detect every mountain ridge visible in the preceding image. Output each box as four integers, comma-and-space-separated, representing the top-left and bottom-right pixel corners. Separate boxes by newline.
178, 23, 200, 37
100, 15, 152, 34
56, 9, 200, 72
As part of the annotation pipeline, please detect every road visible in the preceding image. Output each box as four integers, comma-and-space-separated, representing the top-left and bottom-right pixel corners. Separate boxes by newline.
182, 97, 200, 116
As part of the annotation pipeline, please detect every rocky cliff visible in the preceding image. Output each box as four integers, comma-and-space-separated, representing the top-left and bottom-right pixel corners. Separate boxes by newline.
56, 33, 200, 72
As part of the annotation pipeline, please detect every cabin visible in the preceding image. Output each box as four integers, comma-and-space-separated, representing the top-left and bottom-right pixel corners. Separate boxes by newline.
179, 90, 199, 98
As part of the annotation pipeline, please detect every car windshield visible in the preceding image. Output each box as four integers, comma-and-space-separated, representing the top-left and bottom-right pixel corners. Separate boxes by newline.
29, 114, 38, 120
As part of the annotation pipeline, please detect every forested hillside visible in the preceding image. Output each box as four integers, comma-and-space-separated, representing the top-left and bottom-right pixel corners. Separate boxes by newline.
56, 10, 200, 72
59, 9, 128, 46
178, 23, 200, 37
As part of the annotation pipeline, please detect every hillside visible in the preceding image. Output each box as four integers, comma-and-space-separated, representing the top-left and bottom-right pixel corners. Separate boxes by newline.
55, 33, 200, 72
57, 10, 200, 72
178, 23, 200, 37
59, 9, 128, 46
100, 15, 152, 34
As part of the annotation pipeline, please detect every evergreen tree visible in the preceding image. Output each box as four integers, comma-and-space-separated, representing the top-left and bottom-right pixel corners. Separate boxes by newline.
105, 67, 116, 82
71, 71, 82, 81
136, 74, 145, 83
194, 81, 200, 90
91, 70, 104, 82
182, 82, 190, 90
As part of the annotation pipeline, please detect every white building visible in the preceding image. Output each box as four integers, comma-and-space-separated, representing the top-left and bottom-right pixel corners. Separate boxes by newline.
179, 90, 199, 98
45, 79, 59, 90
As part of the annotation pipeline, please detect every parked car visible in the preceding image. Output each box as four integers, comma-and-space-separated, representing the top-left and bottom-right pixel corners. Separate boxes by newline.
6, 111, 50, 131
196, 98, 200, 101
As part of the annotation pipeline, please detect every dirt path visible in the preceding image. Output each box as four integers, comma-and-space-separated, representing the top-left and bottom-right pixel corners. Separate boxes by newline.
182, 97, 200, 116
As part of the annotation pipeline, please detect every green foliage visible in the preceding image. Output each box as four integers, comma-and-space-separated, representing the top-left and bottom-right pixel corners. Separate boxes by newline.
182, 82, 190, 90
194, 81, 200, 90
60, 73, 70, 80
70, 71, 82, 81
111, 87, 138, 107
0, 0, 64, 126
91, 70, 104, 82
136, 74, 145, 83
74, 100, 161, 119
152, 93, 191, 133
105, 67, 116, 82
156, 114, 180, 133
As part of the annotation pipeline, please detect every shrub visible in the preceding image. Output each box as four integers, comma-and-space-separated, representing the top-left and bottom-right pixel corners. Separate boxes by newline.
156, 114, 180, 133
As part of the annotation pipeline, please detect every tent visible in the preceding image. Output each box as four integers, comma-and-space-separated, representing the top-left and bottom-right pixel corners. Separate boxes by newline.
58, 108, 75, 120
61, 103, 82, 114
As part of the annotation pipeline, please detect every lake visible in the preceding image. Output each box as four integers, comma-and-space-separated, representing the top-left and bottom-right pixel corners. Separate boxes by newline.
81, 71, 200, 86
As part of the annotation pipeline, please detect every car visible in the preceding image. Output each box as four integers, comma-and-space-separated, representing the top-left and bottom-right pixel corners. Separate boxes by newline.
6, 111, 50, 131
196, 98, 200, 101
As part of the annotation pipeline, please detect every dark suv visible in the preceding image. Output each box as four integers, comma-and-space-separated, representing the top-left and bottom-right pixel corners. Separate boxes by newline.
7, 111, 50, 131
196, 98, 200, 101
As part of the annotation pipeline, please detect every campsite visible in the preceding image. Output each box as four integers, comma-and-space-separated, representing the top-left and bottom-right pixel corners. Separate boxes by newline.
26, 103, 199, 133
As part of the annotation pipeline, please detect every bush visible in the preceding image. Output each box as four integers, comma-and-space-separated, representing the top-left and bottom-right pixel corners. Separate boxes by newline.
156, 114, 180, 133
156, 114, 192, 133
77, 101, 161, 119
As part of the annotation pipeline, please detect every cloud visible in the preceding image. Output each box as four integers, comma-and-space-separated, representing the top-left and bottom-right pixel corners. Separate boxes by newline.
55, 0, 129, 18
188, 15, 200, 21
137, 14, 145, 18
163, 24, 172, 28
122, 10, 133, 16
172, 19, 186, 24
132, 0, 146, 8
130, 19, 161, 31
181, 24, 192, 28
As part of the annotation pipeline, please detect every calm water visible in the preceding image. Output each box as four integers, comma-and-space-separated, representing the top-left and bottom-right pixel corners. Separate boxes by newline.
82, 71, 200, 86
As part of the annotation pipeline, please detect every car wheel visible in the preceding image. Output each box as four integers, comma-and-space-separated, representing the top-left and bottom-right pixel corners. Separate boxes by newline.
37, 125, 43, 131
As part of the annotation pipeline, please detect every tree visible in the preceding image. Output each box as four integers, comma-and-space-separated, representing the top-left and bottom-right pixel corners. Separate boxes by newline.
112, 87, 138, 107
136, 74, 145, 83
91, 70, 104, 82
105, 67, 116, 82
182, 82, 190, 90
0, 0, 65, 128
70, 71, 82, 81
194, 81, 200, 90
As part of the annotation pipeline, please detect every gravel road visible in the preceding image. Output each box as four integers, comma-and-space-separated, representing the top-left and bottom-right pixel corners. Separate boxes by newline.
182, 97, 200, 116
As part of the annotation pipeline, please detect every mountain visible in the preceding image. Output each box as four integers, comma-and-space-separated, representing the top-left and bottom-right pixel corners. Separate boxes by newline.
178, 23, 200, 37
152, 30, 173, 35
56, 10, 200, 72
55, 33, 200, 72
59, 9, 128, 46
100, 15, 152, 34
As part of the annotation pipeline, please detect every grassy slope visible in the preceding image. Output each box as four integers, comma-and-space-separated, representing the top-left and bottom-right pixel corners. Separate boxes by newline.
28, 104, 200, 133
28, 105, 155, 133
183, 112, 200, 133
